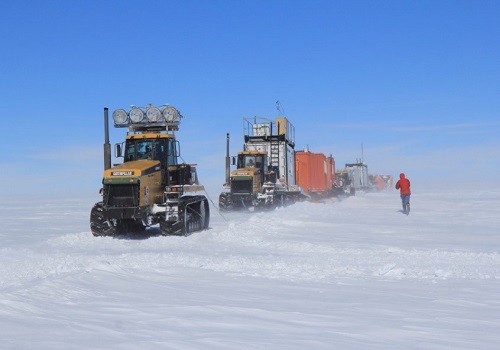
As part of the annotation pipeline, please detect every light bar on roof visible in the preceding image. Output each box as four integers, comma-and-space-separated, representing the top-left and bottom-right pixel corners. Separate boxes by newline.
111, 104, 182, 130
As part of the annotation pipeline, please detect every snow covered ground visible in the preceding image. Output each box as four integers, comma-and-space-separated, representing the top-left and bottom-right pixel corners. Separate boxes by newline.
1, 189, 499, 349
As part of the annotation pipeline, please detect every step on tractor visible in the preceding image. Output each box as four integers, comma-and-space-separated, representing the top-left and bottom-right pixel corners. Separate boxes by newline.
219, 116, 306, 211
90, 104, 210, 237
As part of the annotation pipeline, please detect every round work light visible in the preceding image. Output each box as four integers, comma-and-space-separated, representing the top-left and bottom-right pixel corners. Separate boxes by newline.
162, 106, 178, 122
146, 107, 162, 122
112, 109, 128, 124
129, 108, 144, 123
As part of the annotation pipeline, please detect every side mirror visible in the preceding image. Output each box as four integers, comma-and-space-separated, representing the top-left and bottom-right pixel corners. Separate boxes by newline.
175, 140, 181, 157
115, 143, 122, 158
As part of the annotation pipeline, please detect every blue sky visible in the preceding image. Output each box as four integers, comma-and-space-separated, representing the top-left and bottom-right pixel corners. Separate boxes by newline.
2, 0, 499, 197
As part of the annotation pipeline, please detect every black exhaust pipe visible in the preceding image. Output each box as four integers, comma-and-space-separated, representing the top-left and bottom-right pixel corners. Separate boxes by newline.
225, 133, 230, 185
104, 107, 111, 170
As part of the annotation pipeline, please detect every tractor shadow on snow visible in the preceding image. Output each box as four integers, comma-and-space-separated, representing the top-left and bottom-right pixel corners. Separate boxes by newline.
111, 226, 200, 240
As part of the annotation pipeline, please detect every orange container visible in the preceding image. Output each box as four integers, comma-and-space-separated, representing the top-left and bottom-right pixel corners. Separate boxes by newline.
326, 155, 336, 187
295, 151, 336, 195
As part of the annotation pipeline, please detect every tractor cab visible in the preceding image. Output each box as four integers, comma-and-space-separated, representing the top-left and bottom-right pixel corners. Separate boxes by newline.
238, 153, 266, 170
235, 151, 277, 184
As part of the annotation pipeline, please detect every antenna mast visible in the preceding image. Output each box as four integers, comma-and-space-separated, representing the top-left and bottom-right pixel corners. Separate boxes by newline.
276, 100, 285, 116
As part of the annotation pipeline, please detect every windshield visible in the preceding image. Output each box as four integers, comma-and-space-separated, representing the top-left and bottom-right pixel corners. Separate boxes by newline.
124, 138, 177, 165
239, 154, 265, 169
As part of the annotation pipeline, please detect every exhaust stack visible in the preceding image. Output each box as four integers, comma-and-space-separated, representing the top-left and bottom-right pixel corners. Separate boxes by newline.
225, 133, 230, 185
104, 107, 111, 170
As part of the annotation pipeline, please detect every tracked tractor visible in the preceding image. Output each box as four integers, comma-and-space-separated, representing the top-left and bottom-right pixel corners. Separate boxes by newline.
219, 116, 306, 211
90, 104, 210, 236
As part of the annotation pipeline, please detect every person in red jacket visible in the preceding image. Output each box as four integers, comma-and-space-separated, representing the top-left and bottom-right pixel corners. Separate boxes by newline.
395, 173, 411, 215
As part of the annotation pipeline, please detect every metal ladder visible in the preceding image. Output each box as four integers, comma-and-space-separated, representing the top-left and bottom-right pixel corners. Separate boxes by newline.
270, 142, 280, 168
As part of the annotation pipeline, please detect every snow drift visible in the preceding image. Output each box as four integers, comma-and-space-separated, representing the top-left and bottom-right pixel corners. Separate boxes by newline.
1, 190, 499, 349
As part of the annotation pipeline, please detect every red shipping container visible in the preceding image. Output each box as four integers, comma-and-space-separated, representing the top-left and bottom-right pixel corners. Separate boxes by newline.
326, 155, 336, 187
295, 151, 335, 196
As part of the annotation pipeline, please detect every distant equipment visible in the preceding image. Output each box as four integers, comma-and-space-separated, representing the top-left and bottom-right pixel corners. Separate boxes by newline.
219, 108, 344, 211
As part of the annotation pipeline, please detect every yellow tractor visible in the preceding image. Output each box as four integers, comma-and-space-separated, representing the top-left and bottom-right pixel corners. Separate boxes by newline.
90, 104, 209, 236
219, 116, 305, 210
